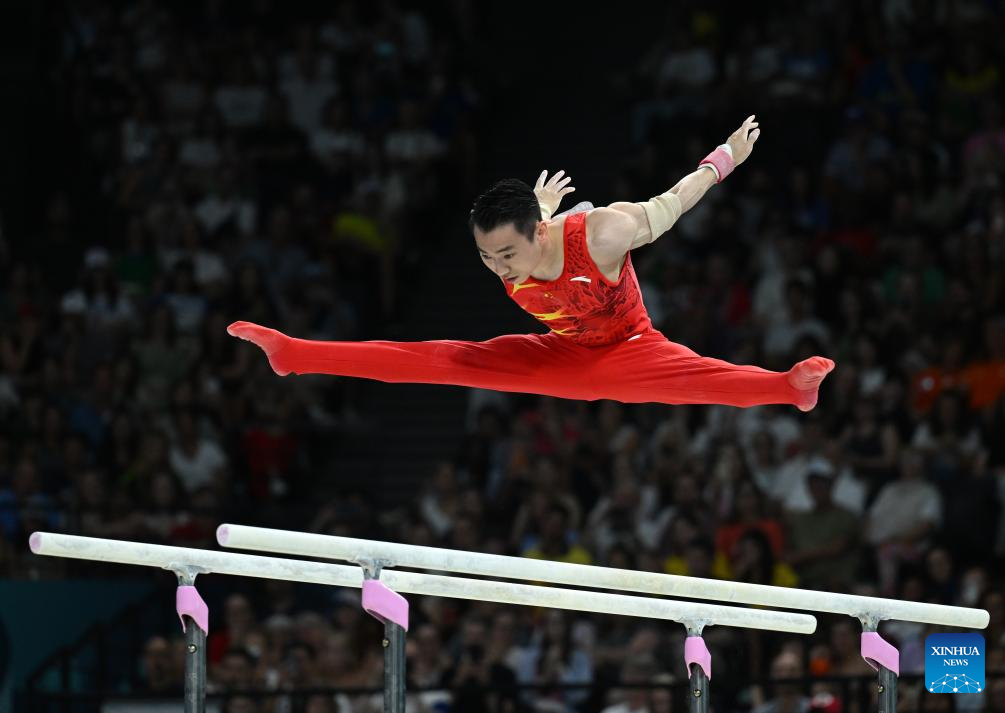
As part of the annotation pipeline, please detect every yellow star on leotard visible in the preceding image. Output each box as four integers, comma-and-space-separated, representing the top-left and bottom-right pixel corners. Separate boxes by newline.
530, 310, 567, 321
510, 281, 539, 294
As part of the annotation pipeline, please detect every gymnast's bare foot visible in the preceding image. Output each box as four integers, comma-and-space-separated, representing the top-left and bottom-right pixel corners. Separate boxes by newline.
787, 356, 835, 412
227, 321, 292, 376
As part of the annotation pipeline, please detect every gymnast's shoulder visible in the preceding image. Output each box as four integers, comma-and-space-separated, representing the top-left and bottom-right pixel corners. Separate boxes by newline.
584, 206, 636, 263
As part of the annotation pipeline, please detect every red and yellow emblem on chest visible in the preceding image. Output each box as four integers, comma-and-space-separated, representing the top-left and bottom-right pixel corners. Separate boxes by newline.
502, 212, 653, 346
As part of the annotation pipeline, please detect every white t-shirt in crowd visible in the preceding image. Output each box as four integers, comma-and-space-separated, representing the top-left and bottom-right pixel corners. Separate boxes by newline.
659, 47, 716, 88
763, 317, 831, 357
867, 480, 942, 544
772, 455, 867, 514
194, 194, 257, 236
310, 128, 365, 163
169, 439, 227, 493
384, 129, 445, 163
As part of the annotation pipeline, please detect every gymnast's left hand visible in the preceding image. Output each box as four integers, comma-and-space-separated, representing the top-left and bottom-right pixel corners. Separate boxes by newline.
534, 169, 575, 220
726, 115, 761, 166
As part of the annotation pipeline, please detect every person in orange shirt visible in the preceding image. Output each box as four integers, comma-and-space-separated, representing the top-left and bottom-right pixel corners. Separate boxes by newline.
913, 320, 1005, 412
910, 336, 965, 413
962, 318, 1005, 410
715, 479, 786, 563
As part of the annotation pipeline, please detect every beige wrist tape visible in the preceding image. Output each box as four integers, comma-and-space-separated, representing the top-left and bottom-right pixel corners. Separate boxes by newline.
636, 190, 683, 242
540, 203, 554, 220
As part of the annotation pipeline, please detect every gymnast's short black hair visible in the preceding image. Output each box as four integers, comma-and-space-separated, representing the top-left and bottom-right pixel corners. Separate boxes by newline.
469, 178, 541, 241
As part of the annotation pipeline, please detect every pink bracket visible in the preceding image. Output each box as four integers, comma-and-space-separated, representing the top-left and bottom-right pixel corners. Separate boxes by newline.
176, 585, 209, 635
861, 631, 899, 676
685, 635, 712, 680
362, 579, 409, 631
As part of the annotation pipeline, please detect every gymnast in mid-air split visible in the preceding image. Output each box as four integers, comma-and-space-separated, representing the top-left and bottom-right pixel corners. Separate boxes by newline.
229, 115, 834, 411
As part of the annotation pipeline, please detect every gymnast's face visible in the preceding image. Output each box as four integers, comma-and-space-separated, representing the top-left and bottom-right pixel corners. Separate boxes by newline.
474, 220, 547, 285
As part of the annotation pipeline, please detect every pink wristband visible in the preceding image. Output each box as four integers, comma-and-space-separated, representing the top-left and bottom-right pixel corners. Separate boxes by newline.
699, 147, 735, 184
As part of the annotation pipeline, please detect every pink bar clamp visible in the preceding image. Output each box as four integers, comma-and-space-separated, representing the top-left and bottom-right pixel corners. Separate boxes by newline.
684, 635, 712, 680
176, 585, 209, 635
861, 631, 899, 676
362, 579, 409, 631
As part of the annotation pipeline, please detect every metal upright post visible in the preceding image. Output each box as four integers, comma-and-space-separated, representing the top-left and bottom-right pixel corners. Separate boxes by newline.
683, 624, 712, 713
383, 619, 407, 713
876, 665, 897, 713
860, 619, 899, 713
175, 568, 210, 713
358, 560, 410, 713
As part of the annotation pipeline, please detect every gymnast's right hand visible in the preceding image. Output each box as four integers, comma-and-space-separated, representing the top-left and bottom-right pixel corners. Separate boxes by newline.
227, 321, 293, 376
534, 170, 575, 220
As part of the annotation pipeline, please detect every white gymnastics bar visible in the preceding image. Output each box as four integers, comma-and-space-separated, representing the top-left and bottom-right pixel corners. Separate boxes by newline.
28, 532, 816, 633
217, 524, 990, 630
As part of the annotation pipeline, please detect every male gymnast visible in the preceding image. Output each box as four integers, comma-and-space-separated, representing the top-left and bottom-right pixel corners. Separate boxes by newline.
229, 115, 834, 411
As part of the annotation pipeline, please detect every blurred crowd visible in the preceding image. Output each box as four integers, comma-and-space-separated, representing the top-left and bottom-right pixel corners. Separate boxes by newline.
0, 0, 478, 569
6, 0, 1005, 712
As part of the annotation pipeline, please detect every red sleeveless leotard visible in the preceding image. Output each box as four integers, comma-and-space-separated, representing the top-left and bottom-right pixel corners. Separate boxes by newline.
503, 212, 653, 347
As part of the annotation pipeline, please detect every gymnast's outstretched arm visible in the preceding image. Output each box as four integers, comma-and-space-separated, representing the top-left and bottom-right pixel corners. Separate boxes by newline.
595, 114, 763, 259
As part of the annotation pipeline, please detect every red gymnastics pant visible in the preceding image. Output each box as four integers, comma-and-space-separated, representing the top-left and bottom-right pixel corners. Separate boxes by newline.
240, 325, 808, 408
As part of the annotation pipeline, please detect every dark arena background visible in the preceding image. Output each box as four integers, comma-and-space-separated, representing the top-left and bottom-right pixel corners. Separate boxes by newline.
1, 1, 1004, 712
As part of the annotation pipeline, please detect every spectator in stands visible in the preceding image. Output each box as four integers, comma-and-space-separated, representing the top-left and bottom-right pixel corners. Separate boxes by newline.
827, 619, 874, 678
786, 464, 861, 590
167, 408, 228, 494
0, 455, 60, 543
442, 616, 519, 713
752, 649, 811, 713
137, 635, 182, 696
515, 609, 593, 711
729, 528, 799, 587
212, 648, 259, 693
866, 448, 942, 595
911, 390, 985, 483
209, 594, 258, 665
521, 501, 593, 565
839, 396, 902, 500
601, 655, 659, 713
763, 279, 831, 363
715, 479, 785, 566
